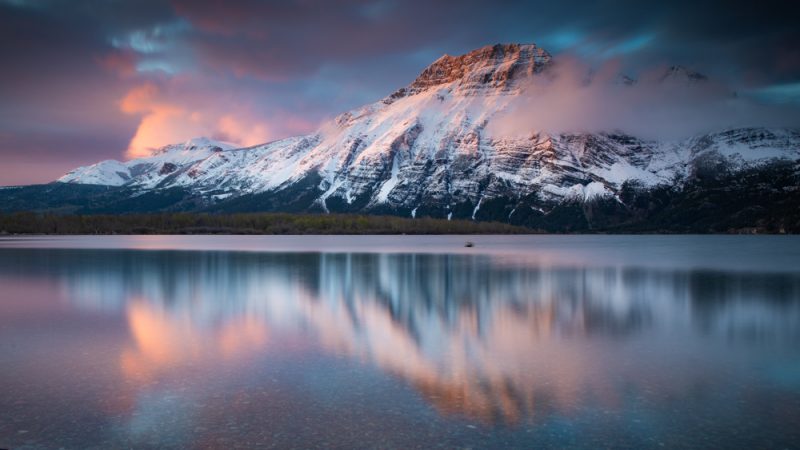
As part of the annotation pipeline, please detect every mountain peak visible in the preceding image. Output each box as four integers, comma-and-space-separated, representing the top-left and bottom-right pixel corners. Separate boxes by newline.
151, 137, 236, 156
389, 43, 551, 100
660, 65, 708, 84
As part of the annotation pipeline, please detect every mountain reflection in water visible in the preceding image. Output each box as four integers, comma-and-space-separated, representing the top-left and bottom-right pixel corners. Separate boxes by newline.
0, 244, 799, 448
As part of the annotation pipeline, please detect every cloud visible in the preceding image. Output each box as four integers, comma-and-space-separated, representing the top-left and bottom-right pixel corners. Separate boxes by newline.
167, 0, 461, 82
120, 83, 197, 158
119, 80, 317, 158
96, 50, 139, 78
487, 56, 800, 140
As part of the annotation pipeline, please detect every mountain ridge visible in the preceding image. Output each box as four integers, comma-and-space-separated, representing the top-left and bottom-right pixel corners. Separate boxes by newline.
3, 43, 798, 232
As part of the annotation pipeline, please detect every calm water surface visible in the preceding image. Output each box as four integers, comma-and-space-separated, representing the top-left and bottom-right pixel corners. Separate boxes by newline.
0, 235, 799, 449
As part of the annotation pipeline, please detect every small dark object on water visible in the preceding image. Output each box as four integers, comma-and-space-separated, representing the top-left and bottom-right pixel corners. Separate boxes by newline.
464, 241, 474, 247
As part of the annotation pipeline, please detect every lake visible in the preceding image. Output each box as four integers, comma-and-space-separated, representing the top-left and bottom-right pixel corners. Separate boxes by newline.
1, 235, 799, 448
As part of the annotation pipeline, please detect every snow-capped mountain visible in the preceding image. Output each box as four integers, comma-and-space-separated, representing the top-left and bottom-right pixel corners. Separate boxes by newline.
59, 137, 237, 187
11, 43, 800, 231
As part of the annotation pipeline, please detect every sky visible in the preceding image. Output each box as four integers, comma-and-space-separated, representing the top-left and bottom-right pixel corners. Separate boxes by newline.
1, 0, 799, 185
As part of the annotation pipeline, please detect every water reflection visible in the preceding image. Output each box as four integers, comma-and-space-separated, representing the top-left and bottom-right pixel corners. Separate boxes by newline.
2, 249, 799, 429
120, 300, 270, 382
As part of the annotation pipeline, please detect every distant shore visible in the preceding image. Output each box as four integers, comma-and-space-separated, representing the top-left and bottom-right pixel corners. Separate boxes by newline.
1, 212, 792, 236
0, 212, 534, 235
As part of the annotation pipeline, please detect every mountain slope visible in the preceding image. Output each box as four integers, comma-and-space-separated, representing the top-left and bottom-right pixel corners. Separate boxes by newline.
4, 43, 800, 232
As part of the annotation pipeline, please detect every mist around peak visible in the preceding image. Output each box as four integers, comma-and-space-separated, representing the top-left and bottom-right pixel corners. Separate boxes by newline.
487, 56, 800, 140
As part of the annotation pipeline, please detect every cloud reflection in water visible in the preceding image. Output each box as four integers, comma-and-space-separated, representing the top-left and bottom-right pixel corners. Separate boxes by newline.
19, 249, 793, 426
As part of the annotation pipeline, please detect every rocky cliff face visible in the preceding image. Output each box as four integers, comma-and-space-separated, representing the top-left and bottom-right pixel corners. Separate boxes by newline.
41, 43, 800, 231
396, 43, 551, 96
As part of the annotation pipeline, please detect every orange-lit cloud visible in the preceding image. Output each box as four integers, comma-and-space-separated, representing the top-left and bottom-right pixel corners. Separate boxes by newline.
120, 83, 195, 158
119, 82, 316, 158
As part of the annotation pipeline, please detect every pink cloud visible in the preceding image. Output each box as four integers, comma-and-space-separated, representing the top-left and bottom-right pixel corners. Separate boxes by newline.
118, 80, 319, 158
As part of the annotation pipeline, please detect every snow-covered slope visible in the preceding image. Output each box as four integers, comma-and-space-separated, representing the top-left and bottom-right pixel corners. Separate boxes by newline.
59, 137, 236, 187
56, 43, 800, 223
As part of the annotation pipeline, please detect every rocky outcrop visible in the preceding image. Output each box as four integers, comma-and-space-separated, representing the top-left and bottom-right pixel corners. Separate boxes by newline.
398, 43, 551, 96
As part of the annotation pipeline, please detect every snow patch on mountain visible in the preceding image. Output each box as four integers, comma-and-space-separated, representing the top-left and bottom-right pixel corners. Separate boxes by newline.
59, 159, 132, 186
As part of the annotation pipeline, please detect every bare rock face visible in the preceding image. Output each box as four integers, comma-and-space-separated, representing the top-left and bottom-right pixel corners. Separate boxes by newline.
54, 43, 800, 230
404, 43, 551, 95
159, 163, 177, 175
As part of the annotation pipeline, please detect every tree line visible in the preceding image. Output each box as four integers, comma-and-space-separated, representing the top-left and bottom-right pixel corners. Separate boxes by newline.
0, 212, 534, 235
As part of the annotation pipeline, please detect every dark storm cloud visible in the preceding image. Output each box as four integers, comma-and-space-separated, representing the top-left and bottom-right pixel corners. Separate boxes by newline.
162, 0, 800, 85
0, 0, 798, 184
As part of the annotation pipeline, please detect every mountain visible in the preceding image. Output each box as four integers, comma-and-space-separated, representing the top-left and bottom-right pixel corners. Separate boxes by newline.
59, 137, 237, 187
3, 43, 799, 232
